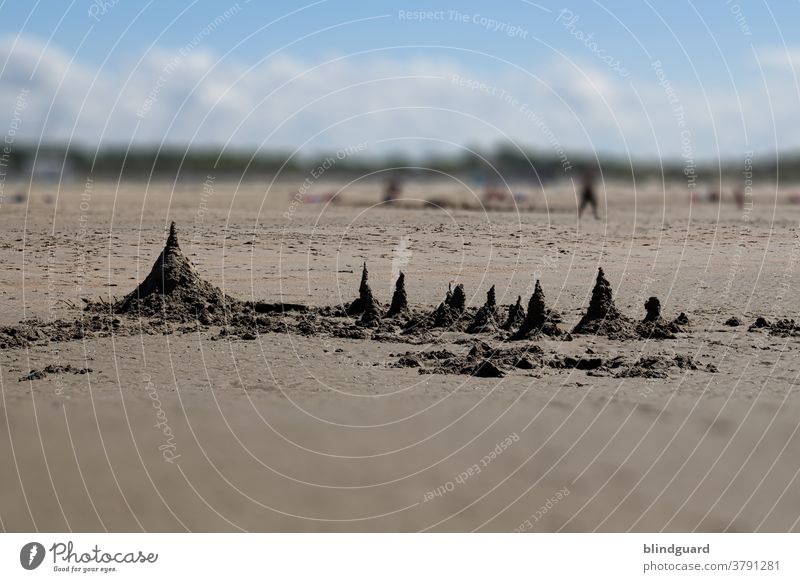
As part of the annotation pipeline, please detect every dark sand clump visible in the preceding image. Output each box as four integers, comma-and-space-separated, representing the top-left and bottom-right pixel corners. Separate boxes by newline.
748, 317, 800, 336
725, 316, 742, 327
115, 222, 232, 324
393, 340, 544, 377
20, 364, 93, 382
0, 314, 145, 350
426, 283, 468, 329
615, 354, 700, 379
511, 280, 562, 340
547, 351, 714, 378
386, 272, 409, 318
501, 296, 525, 331
635, 297, 688, 340
572, 268, 635, 339
467, 285, 500, 333
391, 343, 716, 379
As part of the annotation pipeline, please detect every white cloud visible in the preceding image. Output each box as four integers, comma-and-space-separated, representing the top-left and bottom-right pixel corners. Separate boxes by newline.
0, 34, 798, 160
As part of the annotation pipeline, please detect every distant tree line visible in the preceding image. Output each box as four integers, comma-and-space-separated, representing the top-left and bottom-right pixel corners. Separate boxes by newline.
0, 142, 787, 184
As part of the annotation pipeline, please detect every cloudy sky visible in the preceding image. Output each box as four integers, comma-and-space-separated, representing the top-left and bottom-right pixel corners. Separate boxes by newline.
0, 0, 798, 161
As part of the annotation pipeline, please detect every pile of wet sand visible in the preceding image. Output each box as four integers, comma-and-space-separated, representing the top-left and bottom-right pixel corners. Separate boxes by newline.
114, 222, 234, 324
19, 364, 93, 382
748, 317, 800, 336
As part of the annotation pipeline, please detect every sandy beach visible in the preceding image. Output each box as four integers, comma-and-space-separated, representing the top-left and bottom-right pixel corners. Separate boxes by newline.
2, 179, 800, 532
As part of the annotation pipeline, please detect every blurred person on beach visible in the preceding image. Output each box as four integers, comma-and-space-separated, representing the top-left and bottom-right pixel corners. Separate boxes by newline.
384, 176, 402, 203
578, 170, 599, 219
733, 188, 745, 210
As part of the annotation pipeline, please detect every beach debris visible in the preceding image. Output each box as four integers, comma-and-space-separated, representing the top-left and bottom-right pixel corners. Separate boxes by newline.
501, 295, 525, 331
467, 285, 500, 333
724, 316, 742, 327
386, 272, 409, 318
115, 222, 230, 323
511, 280, 562, 339
572, 268, 635, 338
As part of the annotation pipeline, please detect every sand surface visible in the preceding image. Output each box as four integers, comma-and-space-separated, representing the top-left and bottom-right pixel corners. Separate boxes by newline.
2, 178, 800, 532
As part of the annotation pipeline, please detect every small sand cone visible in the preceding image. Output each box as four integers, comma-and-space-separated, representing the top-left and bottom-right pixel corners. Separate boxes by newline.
573, 268, 633, 337
346, 262, 381, 316
486, 285, 497, 312
586, 268, 619, 320
116, 222, 226, 321
501, 295, 526, 331
513, 280, 559, 339
467, 285, 500, 333
386, 272, 409, 318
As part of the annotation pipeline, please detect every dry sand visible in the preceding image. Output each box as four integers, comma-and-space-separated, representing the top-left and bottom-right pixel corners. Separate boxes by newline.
2, 178, 800, 532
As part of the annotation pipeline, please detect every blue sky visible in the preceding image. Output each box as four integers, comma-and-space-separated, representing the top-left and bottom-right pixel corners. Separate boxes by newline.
0, 0, 798, 160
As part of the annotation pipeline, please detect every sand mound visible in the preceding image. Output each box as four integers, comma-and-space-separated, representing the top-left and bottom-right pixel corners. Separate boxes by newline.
511, 280, 562, 340
572, 268, 635, 339
467, 285, 500, 333
115, 222, 230, 323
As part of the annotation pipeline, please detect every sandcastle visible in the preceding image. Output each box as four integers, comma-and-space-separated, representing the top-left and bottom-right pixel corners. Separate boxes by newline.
2, 219, 780, 384
115, 222, 230, 323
